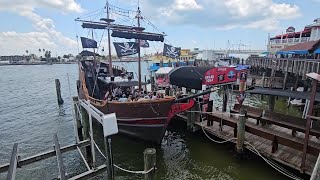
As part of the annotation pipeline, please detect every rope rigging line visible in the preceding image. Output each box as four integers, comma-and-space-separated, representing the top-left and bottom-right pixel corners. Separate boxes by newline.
93, 141, 156, 174
77, 8, 104, 19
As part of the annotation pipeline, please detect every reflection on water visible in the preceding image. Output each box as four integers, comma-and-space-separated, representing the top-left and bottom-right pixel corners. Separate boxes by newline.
0, 63, 294, 180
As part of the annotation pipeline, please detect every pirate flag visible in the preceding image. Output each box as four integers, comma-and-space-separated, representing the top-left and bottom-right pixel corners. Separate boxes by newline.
113, 42, 138, 57
81, 37, 97, 48
163, 43, 181, 59
135, 39, 150, 48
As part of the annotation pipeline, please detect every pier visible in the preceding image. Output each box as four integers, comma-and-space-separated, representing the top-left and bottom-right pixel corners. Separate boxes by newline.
174, 71, 320, 179
247, 57, 320, 89
177, 110, 320, 176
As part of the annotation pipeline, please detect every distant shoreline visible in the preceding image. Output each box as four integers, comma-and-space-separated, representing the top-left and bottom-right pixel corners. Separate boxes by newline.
0, 61, 78, 66
0, 59, 153, 66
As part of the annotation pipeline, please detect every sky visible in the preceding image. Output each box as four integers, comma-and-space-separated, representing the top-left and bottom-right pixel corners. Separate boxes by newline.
0, 0, 319, 56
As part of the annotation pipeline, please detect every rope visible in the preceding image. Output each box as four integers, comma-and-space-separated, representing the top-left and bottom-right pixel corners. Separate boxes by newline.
245, 142, 303, 180
93, 141, 156, 175
197, 101, 237, 144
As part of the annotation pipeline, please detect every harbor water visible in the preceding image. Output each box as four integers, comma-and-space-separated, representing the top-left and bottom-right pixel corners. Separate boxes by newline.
0, 63, 296, 179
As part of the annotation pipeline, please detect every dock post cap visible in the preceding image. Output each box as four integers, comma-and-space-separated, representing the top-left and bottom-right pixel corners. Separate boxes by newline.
143, 148, 156, 154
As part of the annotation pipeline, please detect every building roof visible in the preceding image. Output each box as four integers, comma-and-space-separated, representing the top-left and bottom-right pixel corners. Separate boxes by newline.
248, 87, 320, 102
279, 40, 320, 52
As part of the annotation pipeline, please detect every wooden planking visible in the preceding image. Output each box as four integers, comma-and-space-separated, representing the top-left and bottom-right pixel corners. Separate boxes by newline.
188, 111, 319, 175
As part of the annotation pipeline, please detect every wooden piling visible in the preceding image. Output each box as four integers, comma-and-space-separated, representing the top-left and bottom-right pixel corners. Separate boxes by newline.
55, 79, 64, 105
236, 108, 246, 153
104, 137, 114, 180
79, 105, 92, 165
262, 72, 266, 88
301, 78, 318, 171
6, 143, 18, 180
283, 72, 288, 90
53, 134, 67, 180
268, 95, 276, 112
73, 97, 83, 141
144, 148, 156, 180
222, 86, 227, 112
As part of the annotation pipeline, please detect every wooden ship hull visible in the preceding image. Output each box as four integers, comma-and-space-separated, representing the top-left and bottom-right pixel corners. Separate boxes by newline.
78, 62, 193, 144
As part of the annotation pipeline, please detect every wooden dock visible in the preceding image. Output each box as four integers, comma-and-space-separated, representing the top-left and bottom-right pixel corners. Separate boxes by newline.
176, 111, 320, 175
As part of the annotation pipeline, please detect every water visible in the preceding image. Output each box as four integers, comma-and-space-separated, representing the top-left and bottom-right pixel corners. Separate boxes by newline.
0, 63, 293, 179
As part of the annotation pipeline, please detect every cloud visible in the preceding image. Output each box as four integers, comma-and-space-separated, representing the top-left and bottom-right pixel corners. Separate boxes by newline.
0, 0, 82, 55
140, 0, 301, 31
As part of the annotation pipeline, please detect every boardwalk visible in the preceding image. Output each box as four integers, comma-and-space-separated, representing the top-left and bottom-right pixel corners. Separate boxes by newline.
248, 57, 320, 78
177, 111, 319, 175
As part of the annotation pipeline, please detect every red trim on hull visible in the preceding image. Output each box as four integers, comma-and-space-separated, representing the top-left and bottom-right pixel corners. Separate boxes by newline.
117, 119, 165, 125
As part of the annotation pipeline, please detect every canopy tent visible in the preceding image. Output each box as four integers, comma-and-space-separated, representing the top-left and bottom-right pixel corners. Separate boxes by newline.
155, 67, 173, 75
235, 64, 251, 71
80, 50, 100, 57
169, 66, 237, 90
314, 48, 320, 54
169, 67, 212, 90
247, 87, 320, 102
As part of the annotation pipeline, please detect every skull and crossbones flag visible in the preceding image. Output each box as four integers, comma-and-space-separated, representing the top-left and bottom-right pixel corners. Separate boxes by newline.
80, 37, 97, 48
113, 42, 138, 57
135, 39, 150, 48
163, 43, 181, 59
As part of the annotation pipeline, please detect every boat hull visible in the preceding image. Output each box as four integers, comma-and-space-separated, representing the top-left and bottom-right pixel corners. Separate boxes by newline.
78, 84, 175, 144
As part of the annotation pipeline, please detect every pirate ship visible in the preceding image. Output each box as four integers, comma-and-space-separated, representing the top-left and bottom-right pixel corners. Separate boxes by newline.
76, 1, 195, 143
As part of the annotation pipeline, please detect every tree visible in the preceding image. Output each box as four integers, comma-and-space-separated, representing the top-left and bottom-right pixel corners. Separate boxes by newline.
26, 50, 29, 54
75, 55, 82, 61
45, 50, 51, 62
38, 49, 41, 53
63, 54, 69, 59
57, 56, 61, 62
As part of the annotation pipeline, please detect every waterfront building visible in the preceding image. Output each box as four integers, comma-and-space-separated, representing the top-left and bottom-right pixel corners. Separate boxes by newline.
195, 50, 226, 61
268, 18, 320, 55
0, 55, 29, 63
179, 49, 194, 61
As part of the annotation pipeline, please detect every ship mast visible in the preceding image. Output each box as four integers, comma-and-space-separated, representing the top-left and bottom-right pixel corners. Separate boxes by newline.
136, 7, 142, 93
105, 0, 113, 76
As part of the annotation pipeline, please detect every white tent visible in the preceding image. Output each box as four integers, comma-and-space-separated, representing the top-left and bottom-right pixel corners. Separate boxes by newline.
155, 67, 173, 75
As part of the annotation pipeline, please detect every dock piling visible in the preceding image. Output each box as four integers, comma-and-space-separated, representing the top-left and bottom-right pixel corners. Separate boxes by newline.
53, 134, 67, 180
104, 137, 114, 180
144, 148, 156, 180
79, 104, 93, 165
236, 108, 246, 154
222, 86, 227, 112
6, 143, 18, 180
55, 79, 64, 105
73, 97, 83, 141
268, 95, 276, 112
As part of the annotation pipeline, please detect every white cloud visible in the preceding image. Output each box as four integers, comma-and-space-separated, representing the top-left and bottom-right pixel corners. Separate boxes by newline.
0, 0, 82, 55
140, 0, 301, 31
